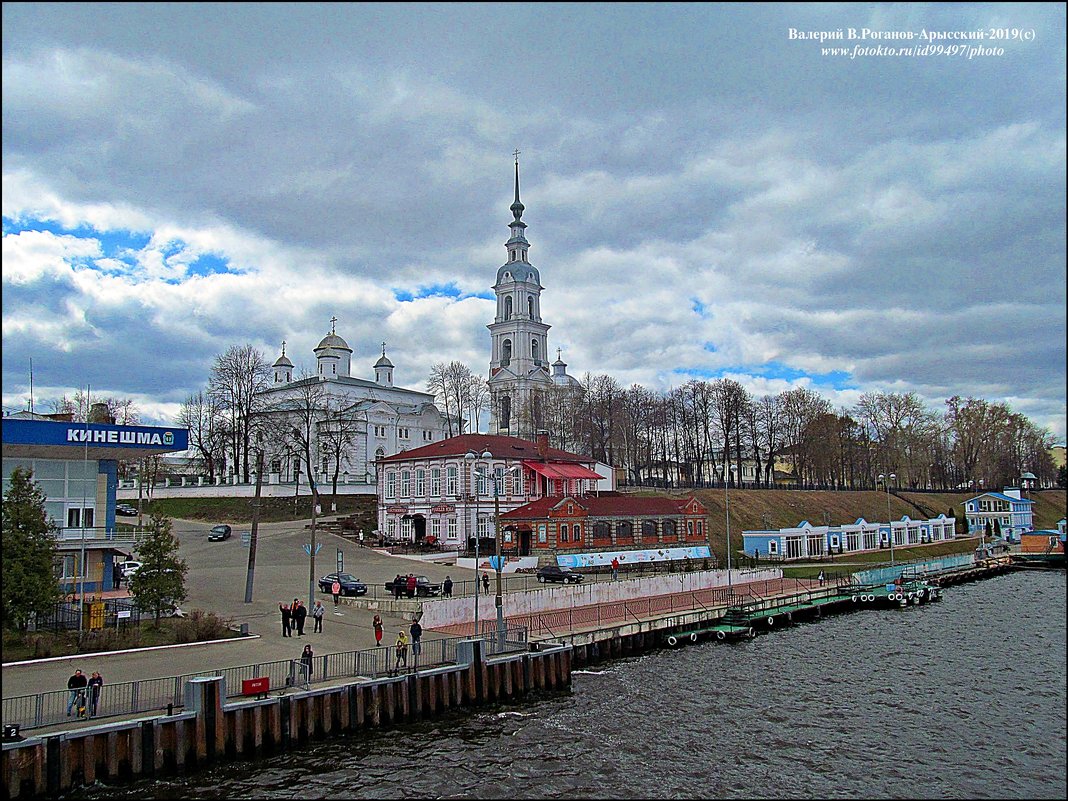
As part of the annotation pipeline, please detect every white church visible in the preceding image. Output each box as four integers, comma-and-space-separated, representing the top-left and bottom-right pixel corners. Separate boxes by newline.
256, 326, 455, 486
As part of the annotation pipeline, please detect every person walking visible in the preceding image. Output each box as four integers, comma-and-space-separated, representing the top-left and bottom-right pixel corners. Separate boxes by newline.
406, 573, 417, 599
299, 644, 314, 686
331, 580, 341, 611
312, 601, 325, 633
394, 631, 409, 673
373, 614, 384, 646
293, 599, 308, 636
87, 671, 104, 717
443, 575, 453, 598
409, 618, 423, 661
481, 572, 490, 593
817, 570, 826, 586
279, 602, 292, 637
611, 557, 620, 581
66, 669, 88, 716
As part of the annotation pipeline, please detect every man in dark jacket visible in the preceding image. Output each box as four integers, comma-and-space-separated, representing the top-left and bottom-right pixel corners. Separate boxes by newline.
409, 618, 423, 659
279, 602, 292, 637
293, 599, 308, 636
66, 670, 88, 716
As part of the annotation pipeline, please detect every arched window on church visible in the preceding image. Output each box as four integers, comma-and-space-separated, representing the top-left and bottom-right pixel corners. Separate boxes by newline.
502, 339, 512, 365
531, 339, 539, 361
528, 296, 535, 319
500, 396, 511, 430
504, 296, 513, 319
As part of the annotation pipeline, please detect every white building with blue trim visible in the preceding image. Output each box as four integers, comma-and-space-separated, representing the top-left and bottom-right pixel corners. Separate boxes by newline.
742, 514, 957, 560
963, 487, 1033, 542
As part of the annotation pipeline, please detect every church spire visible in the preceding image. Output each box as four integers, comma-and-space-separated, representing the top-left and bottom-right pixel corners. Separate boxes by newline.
506, 150, 529, 264
510, 149, 525, 225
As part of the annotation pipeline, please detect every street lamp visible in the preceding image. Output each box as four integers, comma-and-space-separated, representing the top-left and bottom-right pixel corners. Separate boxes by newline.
472, 454, 521, 650
878, 473, 896, 564
464, 451, 487, 637
725, 464, 736, 597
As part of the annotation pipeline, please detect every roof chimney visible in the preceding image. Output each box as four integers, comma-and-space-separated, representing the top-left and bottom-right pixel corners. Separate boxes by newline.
535, 430, 549, 458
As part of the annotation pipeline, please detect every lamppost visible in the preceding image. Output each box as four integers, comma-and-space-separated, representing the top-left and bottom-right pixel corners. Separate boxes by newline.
472, 453, 520, 650
724, 464, 736, 596
878, 473, 896, 564
464, 451, 485, 637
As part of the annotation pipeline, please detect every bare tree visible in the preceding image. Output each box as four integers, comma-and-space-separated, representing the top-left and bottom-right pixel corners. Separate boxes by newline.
176, 391, 225, 482
209, 344, 270, 483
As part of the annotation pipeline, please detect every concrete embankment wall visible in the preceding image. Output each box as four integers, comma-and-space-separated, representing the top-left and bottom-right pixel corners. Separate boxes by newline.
419, 568, 784, 628
1, 642, 571, 799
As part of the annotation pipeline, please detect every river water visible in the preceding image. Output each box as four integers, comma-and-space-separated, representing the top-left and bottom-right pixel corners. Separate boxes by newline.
72, 570, 1066, 799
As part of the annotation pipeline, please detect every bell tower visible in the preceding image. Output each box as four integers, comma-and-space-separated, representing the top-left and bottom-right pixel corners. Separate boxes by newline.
487, 152, 552, 438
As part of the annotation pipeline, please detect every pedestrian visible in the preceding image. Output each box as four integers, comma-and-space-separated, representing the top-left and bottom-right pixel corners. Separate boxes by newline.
299, 644, 314, 685
443, 575, 453, 597
410, 617, 423, 660
406, 573, 417, 599
294, 600, 308, 636
312, 601, 325, 633
818, 570, 826, 586
331, 579, 341, 610
394, 631, 409, 672
611, 557, 620, 581
87, 671, 104, 717
481, 572, 490, 593
373, 614, 384, 646
393, 574, 403, 599
66, 669, 88, 716
279, 602, 292, 637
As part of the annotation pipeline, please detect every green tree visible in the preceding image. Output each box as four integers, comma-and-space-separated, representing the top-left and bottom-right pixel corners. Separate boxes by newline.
993, 519, 1002, 539
128, 514, 188, 625
2, 468, 61, 630
984, 520, 993, 540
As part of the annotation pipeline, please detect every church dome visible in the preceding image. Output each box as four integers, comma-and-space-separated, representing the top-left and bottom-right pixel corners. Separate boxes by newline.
273, 353, 294, 368
375, 353, 394, 368
314, 333, 352, 353
496, 263, 541, 286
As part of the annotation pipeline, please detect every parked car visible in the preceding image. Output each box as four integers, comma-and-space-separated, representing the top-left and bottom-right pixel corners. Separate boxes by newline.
318, 572, 368, 596
536, 565, 585, 584
115, 503, 138, 516
384, 575, 442, 597
119, 560, 142, 578
208, 524, 232, 542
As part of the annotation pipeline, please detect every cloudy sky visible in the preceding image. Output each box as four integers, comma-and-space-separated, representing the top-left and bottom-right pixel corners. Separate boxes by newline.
2, 3, 1065, 440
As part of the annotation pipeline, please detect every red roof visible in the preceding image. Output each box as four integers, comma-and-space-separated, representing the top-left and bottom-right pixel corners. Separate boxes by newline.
523, 460, 603, 480
380, 433, 594, 464
500, 495, 705, 520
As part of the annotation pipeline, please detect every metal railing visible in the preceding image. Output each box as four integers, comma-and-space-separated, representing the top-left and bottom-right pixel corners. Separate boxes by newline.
2, 628, 528, 732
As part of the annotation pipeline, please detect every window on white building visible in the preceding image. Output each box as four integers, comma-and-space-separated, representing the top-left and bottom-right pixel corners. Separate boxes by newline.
477, 470, 488, 497
447, 466, 458, 496
430, 468, 442, 497
447, 518, 457, 541
401, 471, 411, 497
386, 472, 396, 499
415, 469, 425, 497
431, 518, 441, 539
387, 518, 396, 537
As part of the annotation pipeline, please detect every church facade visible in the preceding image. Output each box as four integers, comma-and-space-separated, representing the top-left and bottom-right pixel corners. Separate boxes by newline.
253, 323, 455, 488
487, 158, 578, 439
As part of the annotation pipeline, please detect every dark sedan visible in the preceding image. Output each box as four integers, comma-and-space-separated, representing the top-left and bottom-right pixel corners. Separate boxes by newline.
208, 524, 232, 541
536, 565, 585, 584
319, 572, 368, 596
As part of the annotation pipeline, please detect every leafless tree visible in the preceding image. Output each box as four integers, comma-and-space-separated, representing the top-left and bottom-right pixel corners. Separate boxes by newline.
208, 344, 270, 483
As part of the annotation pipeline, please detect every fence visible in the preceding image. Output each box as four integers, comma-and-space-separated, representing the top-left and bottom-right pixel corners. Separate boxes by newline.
1, 627, 528, 732
853, 553, 976, 587
29, 598, 145, 633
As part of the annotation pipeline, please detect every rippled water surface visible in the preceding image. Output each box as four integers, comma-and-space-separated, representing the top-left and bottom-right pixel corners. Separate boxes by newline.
73, 570, 1066, 799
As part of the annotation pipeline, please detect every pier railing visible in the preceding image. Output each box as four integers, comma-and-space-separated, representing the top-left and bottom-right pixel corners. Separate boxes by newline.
1, 627, 528, 732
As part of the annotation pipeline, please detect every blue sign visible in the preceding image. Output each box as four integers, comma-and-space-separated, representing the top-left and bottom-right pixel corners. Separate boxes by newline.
2, 418, 189, 452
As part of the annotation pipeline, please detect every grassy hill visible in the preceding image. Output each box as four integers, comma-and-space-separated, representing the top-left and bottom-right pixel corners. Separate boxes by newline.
139, 488, 1064, 561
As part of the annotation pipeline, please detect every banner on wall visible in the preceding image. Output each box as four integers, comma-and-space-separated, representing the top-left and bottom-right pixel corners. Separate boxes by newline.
556, 546, 711, 569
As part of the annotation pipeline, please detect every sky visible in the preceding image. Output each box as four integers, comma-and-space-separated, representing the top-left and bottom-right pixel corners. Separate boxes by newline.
2, 3, 1065, 441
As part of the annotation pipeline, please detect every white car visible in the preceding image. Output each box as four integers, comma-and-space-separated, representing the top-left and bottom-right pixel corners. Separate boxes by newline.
120, 560, 142, 578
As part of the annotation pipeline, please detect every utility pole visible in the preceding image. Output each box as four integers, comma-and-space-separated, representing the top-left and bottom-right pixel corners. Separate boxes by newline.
244, 449, 264, 603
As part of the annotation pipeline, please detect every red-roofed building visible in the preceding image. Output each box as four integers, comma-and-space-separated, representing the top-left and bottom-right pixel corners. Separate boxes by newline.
500, 494, 710, 555
376, 431, 607, 554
